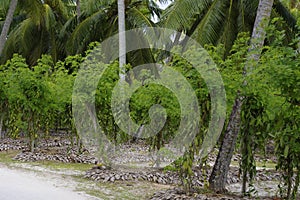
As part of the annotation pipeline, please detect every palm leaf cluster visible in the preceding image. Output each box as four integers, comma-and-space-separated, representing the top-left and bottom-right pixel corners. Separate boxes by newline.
0, 0, 298, 65
1, 0, 70, 65
1, 0, 166, 66
161, 0, 298, 58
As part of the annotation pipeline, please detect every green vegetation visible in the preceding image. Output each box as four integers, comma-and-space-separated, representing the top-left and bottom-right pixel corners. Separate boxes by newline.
31, 161, 93, 172
0, 150, 92, 171
0, 150, 18, 163
0, 0, 300, 199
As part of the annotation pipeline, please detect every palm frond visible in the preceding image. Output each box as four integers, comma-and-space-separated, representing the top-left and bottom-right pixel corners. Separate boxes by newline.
81, 0, 113, 15
66, 10, 110, 55
274, 0, 297, 30
19, 0, 44, 27
2, 19, 39, 64
44, 4, 57, 32
44, 0, 70, 22
0, 0, 10, 18
162, 0, 212, 30
0, 14, 26, 36
194, 0, 228, 46
59, 13, 79, 37
127, 7, 155, 28
239, 0, 259, 32
239, 0, 258, 32
222, 0, 239, 58
65, 0, 77, 16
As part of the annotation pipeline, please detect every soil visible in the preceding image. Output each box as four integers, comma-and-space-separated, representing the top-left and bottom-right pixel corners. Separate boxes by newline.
0, 136, 288, 199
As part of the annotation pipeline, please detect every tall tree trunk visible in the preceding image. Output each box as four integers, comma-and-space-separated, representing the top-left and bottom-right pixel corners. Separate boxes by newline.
0, 113, 4, 139
76, 0, 81, 24
209, 0, 274, 193
0, 0, 18, 56
209, 96, 244, 193
118, 0, 126, 80
118, 0, 129, 143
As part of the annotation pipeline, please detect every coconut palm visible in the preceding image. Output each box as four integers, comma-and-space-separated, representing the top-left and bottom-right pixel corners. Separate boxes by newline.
62, 0, 166, 69
1, 0, 71, 65
161, 0, 297, 58
209, 0, 275, 193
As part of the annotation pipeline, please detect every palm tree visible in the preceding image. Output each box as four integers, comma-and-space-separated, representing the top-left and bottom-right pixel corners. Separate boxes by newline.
65, 0, 159, 51
1, 0, 70, 65
209, 0, 274, 193
63, 0, 161, 67
0, 0, 18, 56
161, 0, 297, 58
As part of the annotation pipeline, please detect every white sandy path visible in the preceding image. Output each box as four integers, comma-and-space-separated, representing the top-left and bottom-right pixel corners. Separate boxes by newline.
0, 166, 100, 200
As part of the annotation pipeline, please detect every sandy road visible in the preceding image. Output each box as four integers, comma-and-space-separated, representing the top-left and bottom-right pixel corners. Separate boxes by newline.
0, 166, 100, 200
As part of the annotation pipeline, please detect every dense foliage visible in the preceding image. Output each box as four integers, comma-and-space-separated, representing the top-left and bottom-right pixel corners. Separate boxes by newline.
0, 0, 300, 199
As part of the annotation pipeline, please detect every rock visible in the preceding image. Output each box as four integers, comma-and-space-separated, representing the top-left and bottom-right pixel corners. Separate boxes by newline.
110, 176, 115, 182
104, 176, 110, 182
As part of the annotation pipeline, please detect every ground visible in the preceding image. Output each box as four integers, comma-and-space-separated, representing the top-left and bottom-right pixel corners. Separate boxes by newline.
0, 136, 287, 199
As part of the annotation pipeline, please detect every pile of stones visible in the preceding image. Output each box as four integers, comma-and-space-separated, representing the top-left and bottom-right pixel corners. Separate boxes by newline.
9, 137, 98, 164
13, 151, 97, 164
85, 163, 282, 188
0, 138, 28, 151
85, 166, 181, 185
84, 165, 243, 186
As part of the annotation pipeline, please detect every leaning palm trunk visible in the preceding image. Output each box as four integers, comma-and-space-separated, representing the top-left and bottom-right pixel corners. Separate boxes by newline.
0, 0, 18, 56
209, 0, 274, 193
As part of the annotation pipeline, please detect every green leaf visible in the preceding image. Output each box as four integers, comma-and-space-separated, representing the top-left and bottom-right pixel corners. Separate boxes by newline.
284, 145, 289, 158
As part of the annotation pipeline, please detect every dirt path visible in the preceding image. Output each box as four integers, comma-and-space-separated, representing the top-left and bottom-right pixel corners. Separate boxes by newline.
0, 164, 100, 200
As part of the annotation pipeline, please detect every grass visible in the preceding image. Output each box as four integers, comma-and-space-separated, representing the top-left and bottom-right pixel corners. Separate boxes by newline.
33, 160, 94, 172
0, 149, 93, 172
0, 150, 19, 164
230, 160, 277, 169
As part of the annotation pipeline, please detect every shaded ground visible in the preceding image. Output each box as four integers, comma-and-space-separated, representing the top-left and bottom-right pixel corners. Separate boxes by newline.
0, 137, 287, 199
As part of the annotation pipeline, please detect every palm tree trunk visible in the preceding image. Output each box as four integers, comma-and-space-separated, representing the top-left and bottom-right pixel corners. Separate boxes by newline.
118, 0, 126, 81
0, 0, 18, 56
0, 113, 4, 139
209, 96, 244, 193
246, 0, 274, 69
209, 0, 274, 193
118, 0, 129, 142
76, 0, 81, 24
